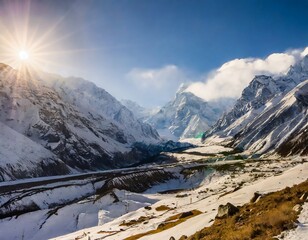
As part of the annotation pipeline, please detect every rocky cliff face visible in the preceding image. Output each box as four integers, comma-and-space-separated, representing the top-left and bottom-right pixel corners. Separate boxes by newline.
232, 79, 308, 155
0, 63, 161, 180
206, 55, 308, 156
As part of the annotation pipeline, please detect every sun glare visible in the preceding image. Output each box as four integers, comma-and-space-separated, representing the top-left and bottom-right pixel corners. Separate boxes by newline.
0, 0, 96, 76
19, 51, 29, 60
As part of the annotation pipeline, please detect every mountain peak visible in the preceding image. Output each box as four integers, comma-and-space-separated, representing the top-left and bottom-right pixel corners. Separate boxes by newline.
0, 67, 160, 180
287, 55, 308, 80
206, 54, 308, 156
176, 82, 190, 94
147, 86, 233, 139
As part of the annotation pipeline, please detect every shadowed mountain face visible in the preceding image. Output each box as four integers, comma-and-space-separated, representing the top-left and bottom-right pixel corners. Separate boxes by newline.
0, 63, 162, 180
206, 56, 308, 156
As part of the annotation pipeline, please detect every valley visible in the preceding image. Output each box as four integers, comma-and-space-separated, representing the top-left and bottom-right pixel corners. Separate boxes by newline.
0, 2, 308, 240
49, 143, 307, 240
0, 34, 307, 240
1, 140, 307, 240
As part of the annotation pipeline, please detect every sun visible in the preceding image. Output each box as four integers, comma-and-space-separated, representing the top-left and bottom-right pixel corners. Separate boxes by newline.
19, 51, 29, 60
0, 0, 95, 75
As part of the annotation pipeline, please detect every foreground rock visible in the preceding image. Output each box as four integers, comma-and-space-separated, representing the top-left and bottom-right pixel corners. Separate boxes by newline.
216, 202, 239, 218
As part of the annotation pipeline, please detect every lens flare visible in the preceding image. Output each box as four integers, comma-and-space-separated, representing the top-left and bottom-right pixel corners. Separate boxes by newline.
0, 0, 100, 81
19, 51, 29, 60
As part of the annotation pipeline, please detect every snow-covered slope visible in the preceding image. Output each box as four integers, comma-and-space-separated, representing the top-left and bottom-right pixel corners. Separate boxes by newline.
50, 156, 308, 240
147, 84, 234, 140
42, 75, 160, 144
232, 79, 308, 155
0, 63, 160, 180
207, 55, 308, 156
120, 99, 159, 120
0, 121, 71, 181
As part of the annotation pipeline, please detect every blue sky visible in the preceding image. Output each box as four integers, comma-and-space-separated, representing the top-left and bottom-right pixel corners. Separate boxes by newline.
0, 0, 308, 106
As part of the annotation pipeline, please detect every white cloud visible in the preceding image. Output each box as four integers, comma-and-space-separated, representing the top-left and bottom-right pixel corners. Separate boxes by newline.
127, 65, 186, 89
185, 52, 296, 101
125, 47, 308, 106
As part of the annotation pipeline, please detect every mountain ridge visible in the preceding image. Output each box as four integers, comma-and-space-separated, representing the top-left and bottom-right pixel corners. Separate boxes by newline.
0, 63, 164, 180
205, 55, 308, 156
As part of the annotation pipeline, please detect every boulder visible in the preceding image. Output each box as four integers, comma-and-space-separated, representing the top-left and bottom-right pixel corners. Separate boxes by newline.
216, 202, 239, 218
300, 192, 308, 201
158, 223, 166, 229
179, 211, 194, 219
250, 192, 262, 203
293, 204, 302, 213
179, 236, 188, 240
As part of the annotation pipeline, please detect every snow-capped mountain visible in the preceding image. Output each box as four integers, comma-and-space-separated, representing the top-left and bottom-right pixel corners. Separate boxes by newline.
42, 74, 160, 144
120, 99, 159, 120
147, 84, 234, 140
207, 55, 308, 156
0, 63, 161, 180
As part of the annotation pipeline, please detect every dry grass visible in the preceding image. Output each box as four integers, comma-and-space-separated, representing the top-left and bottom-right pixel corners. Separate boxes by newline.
155, 205, 172, 211
97, 230, 118, 234
187, 180, 308, 240
124, 210, 202, 240
120, 216, 152, 227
